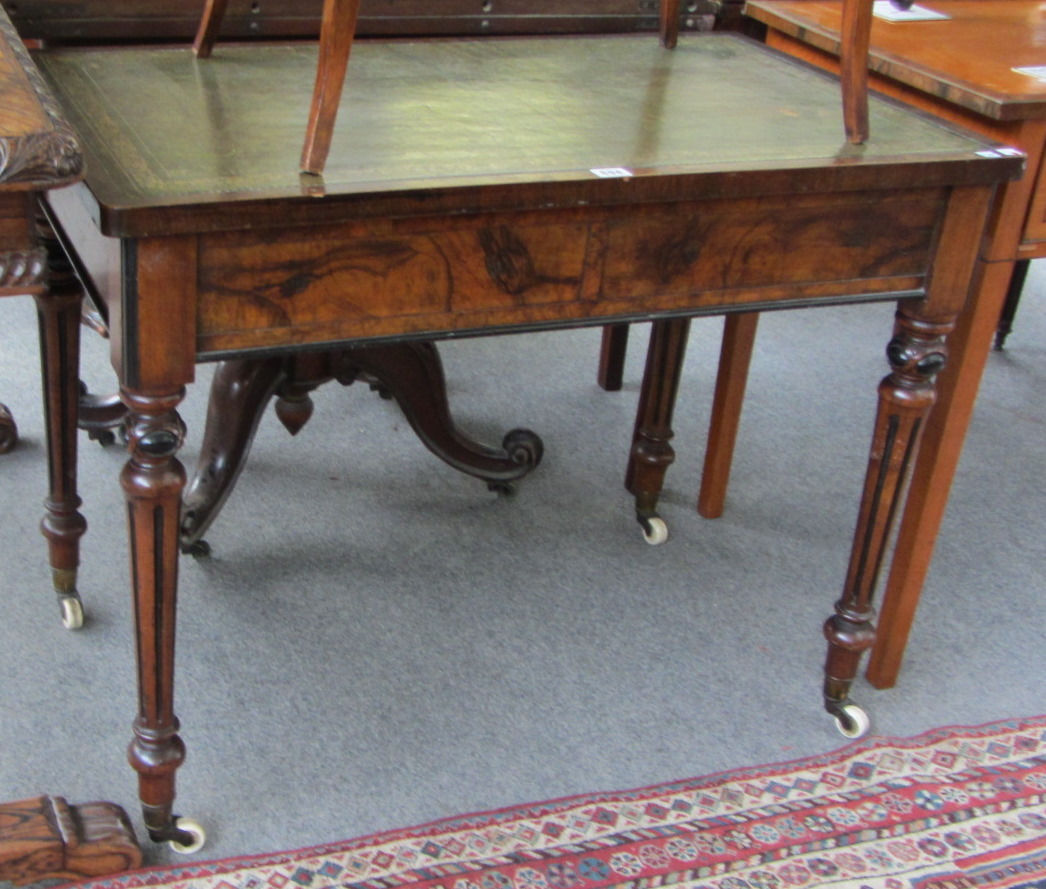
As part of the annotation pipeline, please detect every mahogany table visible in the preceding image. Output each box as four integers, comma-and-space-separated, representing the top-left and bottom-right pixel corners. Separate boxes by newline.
744, 0, 1046, 690
30, 30, 1019, 851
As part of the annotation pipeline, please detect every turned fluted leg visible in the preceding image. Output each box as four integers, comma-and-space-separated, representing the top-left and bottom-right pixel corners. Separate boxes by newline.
823, 305, 953, 737
626, 317, 691, 545
33, 219, 87, 629
121, 386, 202, 852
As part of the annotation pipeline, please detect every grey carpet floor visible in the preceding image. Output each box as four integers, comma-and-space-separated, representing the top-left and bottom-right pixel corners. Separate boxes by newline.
1, 261, 1044, 879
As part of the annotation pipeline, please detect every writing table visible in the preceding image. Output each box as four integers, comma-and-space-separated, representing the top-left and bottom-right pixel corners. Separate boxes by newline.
745, 0, 1046, 689
31, 31, 1020, 850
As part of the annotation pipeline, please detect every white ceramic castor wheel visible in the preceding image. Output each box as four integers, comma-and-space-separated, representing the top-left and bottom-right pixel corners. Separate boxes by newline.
60, 596, 84, 630
168, 816, 207, 854
641, 516, 668, 545
833, 703, 870, 739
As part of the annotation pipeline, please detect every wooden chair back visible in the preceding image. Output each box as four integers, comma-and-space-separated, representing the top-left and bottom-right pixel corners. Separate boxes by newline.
193, 0, 686, 175
16, 0, 861, 176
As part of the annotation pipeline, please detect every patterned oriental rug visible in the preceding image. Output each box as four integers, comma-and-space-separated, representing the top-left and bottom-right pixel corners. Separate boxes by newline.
75, 716, 1046, 889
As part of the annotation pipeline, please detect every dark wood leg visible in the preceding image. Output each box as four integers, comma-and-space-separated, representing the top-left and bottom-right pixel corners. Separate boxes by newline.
0, 795, 142, 886
865, 259, 1009, 689
122, 386, 202, 852
33, 220, 87, 629
181, 356, 289, 554
823, 304, 953, 736
339, 341, 543, 488
78, 384, 127, 445
626, 317, 691, 544
698, 312, 759, 519
993, 257, 1029, 351
76, 297, 128, 443
597, 324, 630, 391
0, 402, 16, 453
182, 343, 544, 553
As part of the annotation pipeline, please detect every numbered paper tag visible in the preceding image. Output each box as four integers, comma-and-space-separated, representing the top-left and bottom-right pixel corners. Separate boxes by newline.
1013, 66, 1046, 83
591, 167, 634, 179
872, 2, 949, 21
976, 147, 1025, 159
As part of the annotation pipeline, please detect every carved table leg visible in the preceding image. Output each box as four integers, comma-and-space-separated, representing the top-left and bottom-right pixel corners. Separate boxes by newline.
823, 304, 952, 737
340, 341, 543, 489
182, 343, 544, 553
0, 402, 16, 453
181, 356, 289, 554
122, 387, 204, 853
33, 219, 87, 629
0, 795, 142, 886
625, 317, 691, 545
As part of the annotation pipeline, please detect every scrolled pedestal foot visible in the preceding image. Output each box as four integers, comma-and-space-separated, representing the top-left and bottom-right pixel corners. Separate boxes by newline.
487, 428, 544, 496
343, 342, 546, 488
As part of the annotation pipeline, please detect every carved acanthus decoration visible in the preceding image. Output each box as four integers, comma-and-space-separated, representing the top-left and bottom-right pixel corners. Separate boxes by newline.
0, 5, 83, 187
0, 246, 46, 289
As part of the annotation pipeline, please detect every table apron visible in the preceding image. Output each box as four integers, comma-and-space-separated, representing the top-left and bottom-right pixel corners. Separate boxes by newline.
190, 188, 946, 356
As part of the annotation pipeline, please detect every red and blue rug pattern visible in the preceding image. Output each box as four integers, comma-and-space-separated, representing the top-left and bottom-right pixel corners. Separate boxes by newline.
74, 716, 1046, 889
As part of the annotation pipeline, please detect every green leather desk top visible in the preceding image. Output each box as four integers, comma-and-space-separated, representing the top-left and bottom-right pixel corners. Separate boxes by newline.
35, 33, 1019, 235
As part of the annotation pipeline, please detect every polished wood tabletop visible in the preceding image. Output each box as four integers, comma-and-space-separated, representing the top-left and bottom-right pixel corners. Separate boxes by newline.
746, 0, 1046, 121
